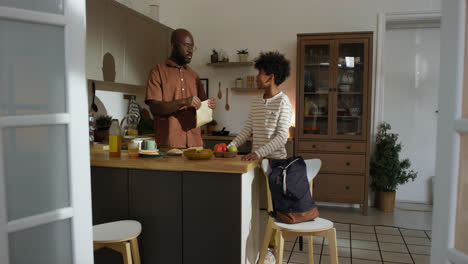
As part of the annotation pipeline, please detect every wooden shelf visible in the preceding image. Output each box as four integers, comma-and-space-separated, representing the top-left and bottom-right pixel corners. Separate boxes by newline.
337, 116, 361, 118
231, 88, 262, 92
304, 63, 329, 66
206, 62, 254, 67
305, 91, 329, 95
88, 79, 146, 95
304, 115, 328, 118
338, 92, 363, 95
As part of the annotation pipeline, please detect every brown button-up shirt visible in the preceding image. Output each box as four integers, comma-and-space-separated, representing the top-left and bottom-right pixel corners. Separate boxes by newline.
145, 59, 207, 148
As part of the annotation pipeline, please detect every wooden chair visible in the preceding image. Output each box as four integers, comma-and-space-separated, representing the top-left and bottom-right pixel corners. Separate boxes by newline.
93, 220, 142, 264
258, 159, 338, 264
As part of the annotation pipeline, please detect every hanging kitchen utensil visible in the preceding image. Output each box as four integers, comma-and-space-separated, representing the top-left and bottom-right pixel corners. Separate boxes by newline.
91, 81, 98, 112
225, 88, 230, 111
218, 81, 222, 99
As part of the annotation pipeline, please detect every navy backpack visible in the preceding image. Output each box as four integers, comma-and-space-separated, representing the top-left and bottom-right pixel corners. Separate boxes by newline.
268, 156, 319, 224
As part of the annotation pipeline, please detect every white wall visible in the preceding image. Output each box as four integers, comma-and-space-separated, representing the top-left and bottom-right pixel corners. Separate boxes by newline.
155, 0, 441, 134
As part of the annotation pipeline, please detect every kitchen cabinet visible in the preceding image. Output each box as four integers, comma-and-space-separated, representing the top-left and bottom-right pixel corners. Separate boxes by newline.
129, 169, 182, 264
86, 0, 172, 86
295, 32, 373, 214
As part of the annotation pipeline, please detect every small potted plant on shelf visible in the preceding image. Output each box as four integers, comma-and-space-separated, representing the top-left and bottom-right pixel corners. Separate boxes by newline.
370, 122, 418, 212
211, 49, 219, 63
206, 120, 217, 135
94, 115, 113, 143
237, 49, 249, 62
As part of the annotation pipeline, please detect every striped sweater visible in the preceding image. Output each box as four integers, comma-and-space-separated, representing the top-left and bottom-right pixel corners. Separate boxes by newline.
229, 92, 293, 159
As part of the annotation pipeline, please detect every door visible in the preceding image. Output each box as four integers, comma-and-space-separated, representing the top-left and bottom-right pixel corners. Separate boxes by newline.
299, 39, 334, 138
383, 27, 440, 203
432, 0, 468, 263
334, 39, 369, 140
0, 1, 93, 264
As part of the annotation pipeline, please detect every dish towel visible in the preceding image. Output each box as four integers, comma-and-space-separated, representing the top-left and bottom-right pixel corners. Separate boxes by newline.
127, 96, 141, 125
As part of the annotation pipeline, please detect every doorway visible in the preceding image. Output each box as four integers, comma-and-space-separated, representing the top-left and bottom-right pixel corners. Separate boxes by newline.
383, 26, 440, 203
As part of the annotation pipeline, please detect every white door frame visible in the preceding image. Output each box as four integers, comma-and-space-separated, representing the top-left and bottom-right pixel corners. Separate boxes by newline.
373, 10, 441, 142
0, 1, 93, 263
432, 0, 468, 263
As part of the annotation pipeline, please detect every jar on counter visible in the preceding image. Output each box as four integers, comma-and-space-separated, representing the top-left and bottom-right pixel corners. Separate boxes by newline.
109, 119, 122, 157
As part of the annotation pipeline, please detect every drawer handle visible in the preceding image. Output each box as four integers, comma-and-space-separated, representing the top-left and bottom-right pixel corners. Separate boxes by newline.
346, 145, 351, 150
312, 144, 316, 148
346, 162, 351, 166
345, 186, 350, 190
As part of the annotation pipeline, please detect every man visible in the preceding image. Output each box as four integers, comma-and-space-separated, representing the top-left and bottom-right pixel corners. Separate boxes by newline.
145, 28, 216, 149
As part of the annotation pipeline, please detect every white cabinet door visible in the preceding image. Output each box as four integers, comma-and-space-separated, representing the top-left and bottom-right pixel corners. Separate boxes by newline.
101, 0, 126, 83
86, 0, 104, 81
0, 1, 93, 263
124, 12, 153, 85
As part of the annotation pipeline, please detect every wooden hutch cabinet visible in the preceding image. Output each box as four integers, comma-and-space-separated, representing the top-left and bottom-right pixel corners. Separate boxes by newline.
294, 32, 373, 214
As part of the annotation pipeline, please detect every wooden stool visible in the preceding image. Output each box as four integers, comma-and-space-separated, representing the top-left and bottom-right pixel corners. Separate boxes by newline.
93, 220, 142, 264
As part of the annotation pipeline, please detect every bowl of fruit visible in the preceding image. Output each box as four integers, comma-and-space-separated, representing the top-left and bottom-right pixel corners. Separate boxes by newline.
183, 148, 213, 160
214, 143, 238, 158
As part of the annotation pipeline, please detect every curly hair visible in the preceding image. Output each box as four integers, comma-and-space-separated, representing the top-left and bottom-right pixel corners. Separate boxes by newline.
254, 51, 291, 86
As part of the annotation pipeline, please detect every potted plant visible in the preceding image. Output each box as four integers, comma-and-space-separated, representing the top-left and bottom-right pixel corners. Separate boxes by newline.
94, 115, 113, 142
211, 49, 219, 63
206, 120, 217, 135
237, 49, 249, 62
370, 122, 418, 212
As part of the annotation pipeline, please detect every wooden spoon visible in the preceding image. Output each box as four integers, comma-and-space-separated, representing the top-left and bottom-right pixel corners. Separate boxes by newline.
218, 81, 222, 99
225, 88, 230, 111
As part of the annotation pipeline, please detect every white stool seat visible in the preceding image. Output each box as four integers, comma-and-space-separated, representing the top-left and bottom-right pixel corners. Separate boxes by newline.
274, 217, 333, 232
93, 220, 142, 243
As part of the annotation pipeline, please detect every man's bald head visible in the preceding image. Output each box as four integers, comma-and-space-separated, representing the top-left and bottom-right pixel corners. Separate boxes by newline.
170, 28, 195, 66
171, 28, 193, 45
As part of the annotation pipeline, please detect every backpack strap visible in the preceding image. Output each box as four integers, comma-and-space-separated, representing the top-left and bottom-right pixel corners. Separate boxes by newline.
278, 158, 300, 194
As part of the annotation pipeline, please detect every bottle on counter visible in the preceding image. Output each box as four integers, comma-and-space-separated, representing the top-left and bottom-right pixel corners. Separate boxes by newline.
109, 119, 122, 157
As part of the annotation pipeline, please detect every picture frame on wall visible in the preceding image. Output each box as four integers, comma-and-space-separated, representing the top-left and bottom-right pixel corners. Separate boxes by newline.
200, 78, 209, 97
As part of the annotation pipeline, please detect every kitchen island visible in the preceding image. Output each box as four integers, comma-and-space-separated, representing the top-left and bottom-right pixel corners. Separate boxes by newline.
90, 149, 263, 264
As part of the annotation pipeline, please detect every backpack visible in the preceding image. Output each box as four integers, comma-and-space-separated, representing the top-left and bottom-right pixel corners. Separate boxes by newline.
268, 156, 319, 224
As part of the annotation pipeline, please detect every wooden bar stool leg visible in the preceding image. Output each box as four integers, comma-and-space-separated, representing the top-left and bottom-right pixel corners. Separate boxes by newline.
130, 238, 141, 264
308, 236, 314, 264
277, 231, 285, 264
258, 218, 274, 264
327, 228, 338, 264
122, 242, 133, 264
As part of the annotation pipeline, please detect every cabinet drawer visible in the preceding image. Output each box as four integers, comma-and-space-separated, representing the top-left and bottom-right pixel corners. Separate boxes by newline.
298, 141, 367, 153
299, 153, 366, 174
312, 174, 364, 203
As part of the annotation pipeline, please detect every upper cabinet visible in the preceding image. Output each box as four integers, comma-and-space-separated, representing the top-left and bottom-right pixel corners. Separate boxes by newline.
86, 0, 173, 86
297, 33, 371, 141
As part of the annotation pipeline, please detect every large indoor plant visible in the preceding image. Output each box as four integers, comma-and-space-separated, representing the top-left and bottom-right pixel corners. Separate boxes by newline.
370, 122, 417, 212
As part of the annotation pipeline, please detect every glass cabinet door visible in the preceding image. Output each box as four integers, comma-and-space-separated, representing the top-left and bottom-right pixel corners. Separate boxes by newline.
335, 40, 367, 138
302, 41, 332, 137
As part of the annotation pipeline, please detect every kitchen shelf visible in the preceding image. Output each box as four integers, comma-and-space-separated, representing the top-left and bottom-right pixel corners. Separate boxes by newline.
206, 62, 254, 67
231, 88, 262, 92
338, 92, 363, 95
88, 79, 146, 95
304, 63, 330, 66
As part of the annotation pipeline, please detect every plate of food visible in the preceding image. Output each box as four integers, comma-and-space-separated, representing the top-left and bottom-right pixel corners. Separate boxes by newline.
139, 149, 164, 157
166, 148, 183, 156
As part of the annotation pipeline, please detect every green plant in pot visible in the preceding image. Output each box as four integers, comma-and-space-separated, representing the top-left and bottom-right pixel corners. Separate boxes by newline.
211, 49, 219, 63
206, 120, 217, 135
370, 122, 418, 212
94, 115, 112, 142
237, 49, 249, 62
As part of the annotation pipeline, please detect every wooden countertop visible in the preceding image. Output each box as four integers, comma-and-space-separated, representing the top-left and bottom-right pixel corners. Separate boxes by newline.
90, 149, 260, 174
202, 135, 294, 142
